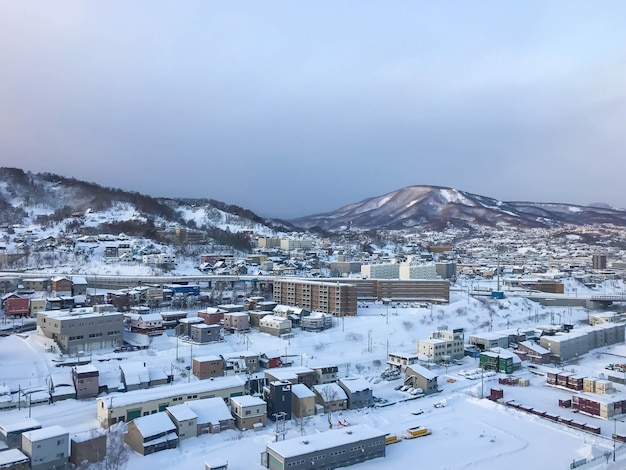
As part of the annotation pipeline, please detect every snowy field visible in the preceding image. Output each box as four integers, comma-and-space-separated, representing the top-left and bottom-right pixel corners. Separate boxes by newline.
1, 292, 626, 469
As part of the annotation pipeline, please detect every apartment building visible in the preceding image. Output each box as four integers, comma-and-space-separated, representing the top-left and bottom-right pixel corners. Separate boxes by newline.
418, 329, 465, 362
37, 309, 123, 354
272, 279, 358, 317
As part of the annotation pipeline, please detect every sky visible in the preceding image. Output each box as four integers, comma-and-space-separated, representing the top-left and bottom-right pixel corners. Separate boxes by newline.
1, 1, 626, 219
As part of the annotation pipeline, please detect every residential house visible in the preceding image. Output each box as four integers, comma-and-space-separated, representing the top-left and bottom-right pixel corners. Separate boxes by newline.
338, 378, 374, 409
165, 404, 198, 440
223, 312, 250, 333
21, 425, 69, 470
312, 366, 338, 385
230, 396, 267, 431
515, 341, 551, 364
124, 413, 178, 455
0, 448, 29, 470
72, 364, 99, 399
190, 324, 222, 344
312, 383, 348, 415
187, 397, 235, 435
119, 363, 150, 391
259, 315, 292, 337
404, 364, 439, 395
4, 298, 29, 317
291, 384, 316, 418
0, 419, 41, 449
50, 277, 72, 297
192, 356, 224, 379
264, 381, 292, 420
125, 312, 164, 336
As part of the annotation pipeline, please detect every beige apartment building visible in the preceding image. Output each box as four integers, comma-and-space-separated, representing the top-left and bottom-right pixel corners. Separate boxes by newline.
272, 279, 358, 317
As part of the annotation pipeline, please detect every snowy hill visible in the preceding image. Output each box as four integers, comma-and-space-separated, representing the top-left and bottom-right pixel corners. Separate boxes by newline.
291, 185, 626, 231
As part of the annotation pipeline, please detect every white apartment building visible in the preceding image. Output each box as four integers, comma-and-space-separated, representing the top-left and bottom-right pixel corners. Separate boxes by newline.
418, 329, 464, 362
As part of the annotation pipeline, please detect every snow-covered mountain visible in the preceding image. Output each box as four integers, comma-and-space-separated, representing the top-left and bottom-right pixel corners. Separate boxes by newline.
291, 185, 626, 231
0, 167, 294, 247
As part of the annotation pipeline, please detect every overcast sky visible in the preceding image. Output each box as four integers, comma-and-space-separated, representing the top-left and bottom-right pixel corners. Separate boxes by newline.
1, 2, 625, 219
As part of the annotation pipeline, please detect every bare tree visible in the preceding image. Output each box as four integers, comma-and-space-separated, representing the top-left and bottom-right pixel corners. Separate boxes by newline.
319, 385, 340, 429
103, 425, 130, 470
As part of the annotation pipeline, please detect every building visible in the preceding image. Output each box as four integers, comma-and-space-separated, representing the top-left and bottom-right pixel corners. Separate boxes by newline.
479, 349, 520, 374
50, 277, 72, 297
165, 404, 198, 440
291, 384, 316, 418
418, 329, 464, 362
312, 366, 338, 385
399, 262, 438, 280
259, 315, 292, 337
37, 309, 124, 354
3, 298, 29, 317
186, 397, 235, 435
69, 430, 107, 468
592, 253, 607, 270
265, 367, 316, 388
361, 263, 400, 280
404, 364, 438, 395
192, 355, 224, 379
72, 364, 99, 399
97, 376, 246, 427
0, 419, 41, 449
300, 312, 333, 332
334, 278, 450, 303
312, 383, 347, 415
338, 378, 373, 409
264, 381, 292, 420
124, 412, 178, 455
230, 395, 267, 431
263, 424, 386, 470
271, 279, 358, 317
515, 341, 551, 364
0, 448, 29, 470
176, 317, 204, 336
125, 312, 164, 336
222, 352, 260, 374
387, 352, 420, 372
190, 324, 222, 344
223, 312, 250, 333
21, 425, 69, 470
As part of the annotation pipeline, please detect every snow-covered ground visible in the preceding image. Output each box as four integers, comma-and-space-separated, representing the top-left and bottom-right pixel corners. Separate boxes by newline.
1, 295, 626, 469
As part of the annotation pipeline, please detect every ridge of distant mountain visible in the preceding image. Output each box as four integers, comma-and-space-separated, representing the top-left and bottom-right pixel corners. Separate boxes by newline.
0, 167, 296, 248
290, 185, 626, 231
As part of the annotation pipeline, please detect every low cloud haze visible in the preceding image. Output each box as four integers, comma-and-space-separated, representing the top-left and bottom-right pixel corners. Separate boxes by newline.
1, 1, 625, 218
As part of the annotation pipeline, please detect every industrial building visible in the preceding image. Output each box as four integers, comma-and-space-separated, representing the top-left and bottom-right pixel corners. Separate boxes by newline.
263, 424, 386, 470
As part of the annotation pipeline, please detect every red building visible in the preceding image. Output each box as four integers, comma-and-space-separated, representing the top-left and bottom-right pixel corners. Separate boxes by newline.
4, 297, 30, 317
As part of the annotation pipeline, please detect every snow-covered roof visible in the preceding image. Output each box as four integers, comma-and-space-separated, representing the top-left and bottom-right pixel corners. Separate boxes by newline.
267, 424, 385, 458
291, 383, 315, 399
0, 448, 29, 466
132, 412, 176, 437
339, 378, 372, 393
186, 397, 233, 425
312, 383, 348, 401
22, 425, 67, 442
230, 395, 266, 408
406, 364, 438, 380
0, 418, 41, 435
519, 341, 550, 355
99, 376, 245, 409
166, 403, 198, 422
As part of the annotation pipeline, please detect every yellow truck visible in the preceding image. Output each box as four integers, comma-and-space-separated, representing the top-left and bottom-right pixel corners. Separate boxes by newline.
385, 434, 402, 445
402, 426, 432, 439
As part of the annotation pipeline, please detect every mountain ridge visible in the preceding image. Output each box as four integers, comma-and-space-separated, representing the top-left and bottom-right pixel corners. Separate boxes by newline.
290, 184, 626, 231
